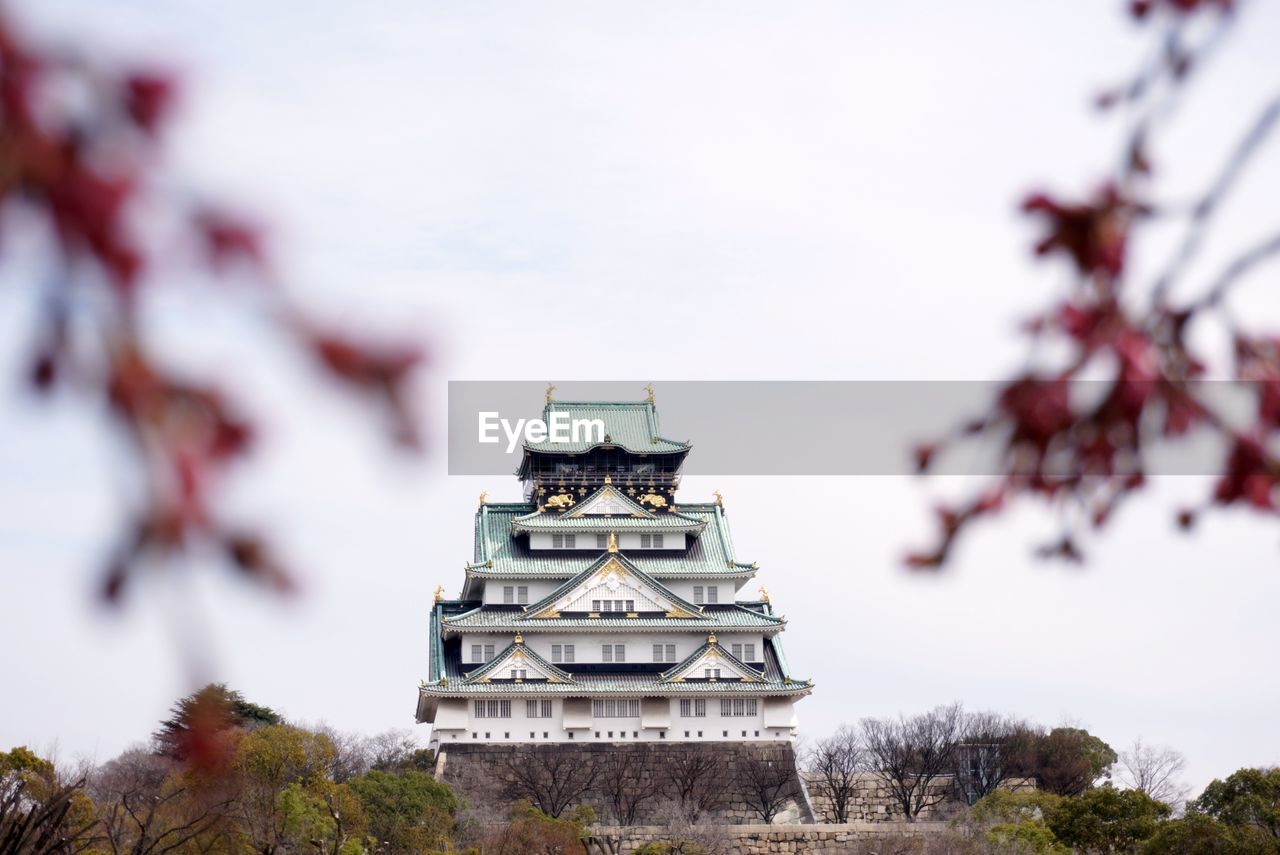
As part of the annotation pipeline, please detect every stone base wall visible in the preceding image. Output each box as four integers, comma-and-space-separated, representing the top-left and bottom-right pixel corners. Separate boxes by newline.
437, 742, 813, 826
585, 821, 953, 854
803, 773, 1038, 823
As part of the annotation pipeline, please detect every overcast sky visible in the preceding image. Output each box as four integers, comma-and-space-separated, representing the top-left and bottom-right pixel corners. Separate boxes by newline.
2, 1, 1278, 796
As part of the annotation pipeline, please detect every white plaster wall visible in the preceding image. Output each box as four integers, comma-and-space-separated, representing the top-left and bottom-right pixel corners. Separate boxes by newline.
455, 631, 766, 666
480, 580, 559, 605
430, 696, 796, 747
527, 532, 687, 550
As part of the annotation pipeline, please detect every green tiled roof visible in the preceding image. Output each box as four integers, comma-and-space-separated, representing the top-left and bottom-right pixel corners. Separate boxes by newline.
459, 640, 577, 685
467, 502, 754, 585
523, 401, 688, 455
440, 603, 784, 633
519, 552, 707, 620
421, 635, 813, 698
659, 639, 762, 683
511, 486, 707, 534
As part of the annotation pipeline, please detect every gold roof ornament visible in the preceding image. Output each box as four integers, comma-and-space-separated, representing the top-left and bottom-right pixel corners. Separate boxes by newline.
607, 532, 618, 553
758, 585, 770, 602
713, 489, 724, 507
545, 383, 556, 404
478, 490, 488, 506
644, 383, 655, 404
707, 633, 717, 645
433, 585, 445, 602
514, 633, 523, 645
604, 474, 612, 484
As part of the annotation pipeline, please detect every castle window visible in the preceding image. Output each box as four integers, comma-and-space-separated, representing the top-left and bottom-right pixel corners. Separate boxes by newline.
471, 644, 482, 663
706, 586, 718, 604
601, 644, 625, 663
693, 586, 704, 603
552, 533, 577, 549
719, 699, 758, 717
679, 699, 706, 717
564, 644, 575, 663
652, 643, 676, 663
518, 586, 528, 604
596, 534, 608, 548
592, 699, 640, 717
503, 586, 514, 604
484, 644, 495, 662
527, 700, 552, 718
704, 668, 721, 680
731, 643, 756, 662
475, 700, 511, 719
637, 534, 663, 548
510, 669, 526, 680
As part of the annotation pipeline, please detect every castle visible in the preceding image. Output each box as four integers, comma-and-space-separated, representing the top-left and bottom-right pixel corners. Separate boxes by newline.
416, 389, 812, 748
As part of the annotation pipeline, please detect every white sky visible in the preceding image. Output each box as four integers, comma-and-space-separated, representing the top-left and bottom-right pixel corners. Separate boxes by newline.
2, 0, 1278, 795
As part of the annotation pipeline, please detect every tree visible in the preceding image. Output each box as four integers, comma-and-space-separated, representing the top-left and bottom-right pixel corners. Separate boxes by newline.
860, 703, 963, 820
1190, 767, 1280, 840
503, 748, 599, 819
90, 748, 235, 855
805, 725, 864, 823
665, 746, 726, 823
1141, 812, 1280, 855
737, 751, 798, 824
233, 724, 337, 854
1116, 739, 1191, 812
1032, 727, 1117, 797
153, 683, 282, 770
347, 769, 456, 852
0, 747, 98, 855
480, 802, 593, 855
1045, 786, 1171, 853
597, 745, 668, 826
952, 712, 1039, 806
277, 779, 367, 855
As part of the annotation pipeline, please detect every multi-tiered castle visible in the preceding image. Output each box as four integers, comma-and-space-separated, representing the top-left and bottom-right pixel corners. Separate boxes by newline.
417, 390, 812, 748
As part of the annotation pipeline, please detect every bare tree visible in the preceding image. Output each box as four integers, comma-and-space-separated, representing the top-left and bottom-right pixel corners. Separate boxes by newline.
504, 748, 600, 819
861, 703, 963, 821
598, 745, 668, 826
1116, 738, 1190, 811
0, 775, 97, 855
667, 746, 727, 822
91, 749, 234, 855
951, 712, 1038, 805
806, 725, 864, 823
738, 752, 797, 824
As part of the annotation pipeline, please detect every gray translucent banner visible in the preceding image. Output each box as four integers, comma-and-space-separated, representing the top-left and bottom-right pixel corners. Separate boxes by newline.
447, 381, 1258, 476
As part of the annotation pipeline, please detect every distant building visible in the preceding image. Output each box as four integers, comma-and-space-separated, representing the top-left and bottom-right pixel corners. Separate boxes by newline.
417, 392, 813, 747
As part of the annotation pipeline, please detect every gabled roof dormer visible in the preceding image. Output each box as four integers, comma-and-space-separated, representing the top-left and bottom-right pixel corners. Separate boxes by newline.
462, 636, 576, 685
565, 484, 652, 518
661, 635, 763, 683
521, 552, 704, 619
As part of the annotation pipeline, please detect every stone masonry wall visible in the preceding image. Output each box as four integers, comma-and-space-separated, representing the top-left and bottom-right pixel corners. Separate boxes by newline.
437, 742, 814, 826
803, 773, 1038, 823
584, 822, 953, 854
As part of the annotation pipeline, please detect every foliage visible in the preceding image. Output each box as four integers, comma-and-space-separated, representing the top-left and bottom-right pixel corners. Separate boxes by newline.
1045, 786, 1171, 852
1140, 811, 1280, 854
987, 820, 1070, 855
278, 779, 368, 855
478, 802, 592, 855
1032, 728, 1117, 797
1190, 766, 1280, 839
153, 683, 283, 770
346, 769, 456, 852
0, 747, 96, 855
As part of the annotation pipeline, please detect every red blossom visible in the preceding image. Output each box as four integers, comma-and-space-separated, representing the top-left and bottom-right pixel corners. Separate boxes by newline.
123, 72, 176, 135
1130, 0, 1233, 20
1023, 184, 1134, 279
193, 208, 266, 272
